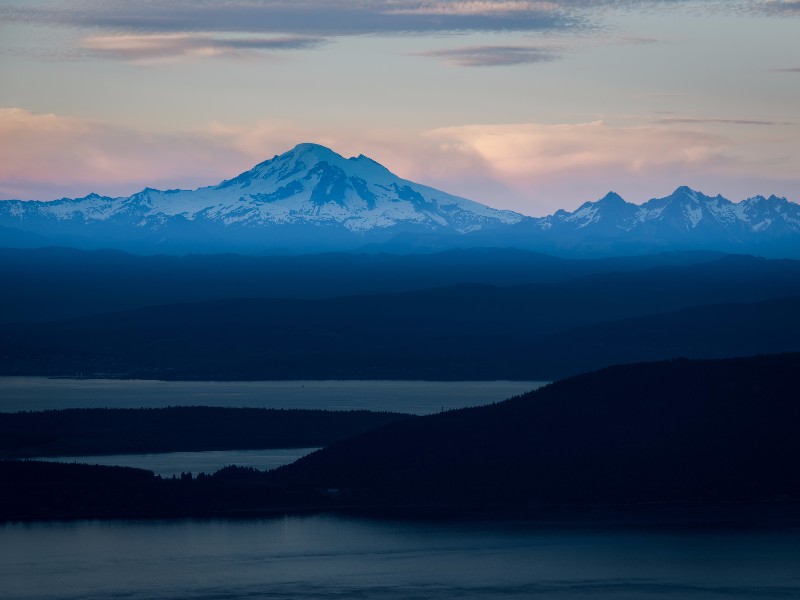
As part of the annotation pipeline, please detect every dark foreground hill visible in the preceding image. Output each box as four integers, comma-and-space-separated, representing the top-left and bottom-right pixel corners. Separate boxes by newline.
3, 353, 800, 520
265, 353, 800, 507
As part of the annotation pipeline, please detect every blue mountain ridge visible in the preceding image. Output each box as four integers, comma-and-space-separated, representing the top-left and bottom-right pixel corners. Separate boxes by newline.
1, 143, 799, 256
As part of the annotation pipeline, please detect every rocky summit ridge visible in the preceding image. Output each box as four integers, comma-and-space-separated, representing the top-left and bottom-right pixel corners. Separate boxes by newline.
524, 185, 800, 256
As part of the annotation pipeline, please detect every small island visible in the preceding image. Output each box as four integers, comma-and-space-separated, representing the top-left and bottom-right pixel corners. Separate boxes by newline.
3, 353, 799, 522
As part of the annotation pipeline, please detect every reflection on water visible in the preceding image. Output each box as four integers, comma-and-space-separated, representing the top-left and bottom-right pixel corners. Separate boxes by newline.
0, 378, 547, 414
35, 448, 320, 477
2, 514, 799, 600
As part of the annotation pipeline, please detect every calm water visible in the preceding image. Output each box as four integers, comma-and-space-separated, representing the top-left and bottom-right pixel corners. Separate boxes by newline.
4, 380, 800, 599
5, 379, 543, 475
36, 448, 320, 477
0, 378, 546, 414
2, 514, 799, 600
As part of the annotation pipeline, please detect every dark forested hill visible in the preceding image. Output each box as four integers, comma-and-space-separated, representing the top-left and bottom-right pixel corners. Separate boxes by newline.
0, 407, 414, 459
267, 353, 800, 507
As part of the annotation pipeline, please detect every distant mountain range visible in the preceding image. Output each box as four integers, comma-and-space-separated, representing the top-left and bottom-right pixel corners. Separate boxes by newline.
524, 187, 800, 257
1, 143, 799, 256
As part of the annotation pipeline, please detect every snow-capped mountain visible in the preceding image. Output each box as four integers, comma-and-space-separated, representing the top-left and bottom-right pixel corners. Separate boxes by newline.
1, 143, 799, 256
0, 143, 523, 253
529, 185, 800, 255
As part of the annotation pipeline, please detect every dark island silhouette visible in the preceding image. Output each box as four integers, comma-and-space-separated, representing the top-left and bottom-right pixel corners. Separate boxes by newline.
0, 407, 414, 459
3, 353, 799, 521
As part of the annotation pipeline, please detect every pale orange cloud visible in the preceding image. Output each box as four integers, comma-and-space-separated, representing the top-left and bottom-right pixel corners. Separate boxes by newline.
386, 1, 561, 16
0, 108, 399, 201
424, 121, 732, 177
80, 33, 324, 64
0, 108, 251, 199
418, 120, 800, 213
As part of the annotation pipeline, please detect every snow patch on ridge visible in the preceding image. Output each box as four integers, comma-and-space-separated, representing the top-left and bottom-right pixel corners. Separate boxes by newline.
684, 205, 703, 228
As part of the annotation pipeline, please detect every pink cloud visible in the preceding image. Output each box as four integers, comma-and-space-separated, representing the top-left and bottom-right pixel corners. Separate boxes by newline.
2, 108, 798, 216
0, 108, 432, 202
0, 108, 268, 200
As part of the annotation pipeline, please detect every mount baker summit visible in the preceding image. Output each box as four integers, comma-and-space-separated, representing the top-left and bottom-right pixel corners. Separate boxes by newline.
1, 143, 799, 256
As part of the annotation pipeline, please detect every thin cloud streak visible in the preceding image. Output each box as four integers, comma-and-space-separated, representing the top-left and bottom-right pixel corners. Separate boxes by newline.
2, 1, 790, 41
0, 1, 576, 36
761, 0, 800, 15
0, 47, 94, 62
657, 116, 798, 126
386, 1, 562, 15
81, 33, 325, 62
417, 44, 559, 66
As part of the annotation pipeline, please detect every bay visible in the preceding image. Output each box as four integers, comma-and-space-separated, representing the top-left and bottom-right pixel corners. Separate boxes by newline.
0, 378, 546, 414
5, 379, 542, 476
35, 448, 320, 478
2, 514, 799, 600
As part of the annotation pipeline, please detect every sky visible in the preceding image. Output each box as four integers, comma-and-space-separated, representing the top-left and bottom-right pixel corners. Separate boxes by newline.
1, 0, 799, 216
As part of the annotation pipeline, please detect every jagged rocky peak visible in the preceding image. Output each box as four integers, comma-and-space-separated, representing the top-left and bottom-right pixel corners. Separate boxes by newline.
672, 185, 700, 200
744, 194, 789, 206
597, 191, 627, 205
572, 191, 631, 213
595, 191, 637, 215
661, 185, 728, 205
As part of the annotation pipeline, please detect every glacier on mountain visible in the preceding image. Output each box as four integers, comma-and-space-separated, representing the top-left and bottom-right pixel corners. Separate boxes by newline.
1, 143, 799, 256
0, 143, 520, 235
